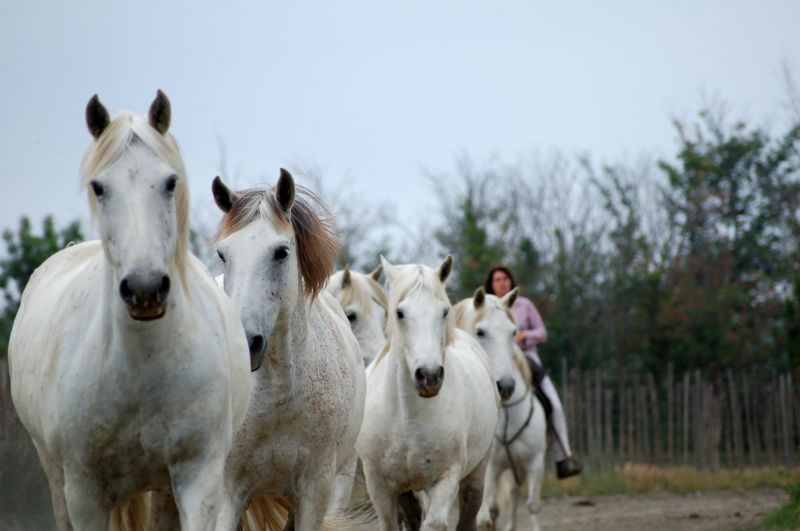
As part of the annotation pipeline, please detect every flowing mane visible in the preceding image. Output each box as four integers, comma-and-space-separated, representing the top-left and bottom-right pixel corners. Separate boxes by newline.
80, 112, 190, 281
215, 185, 339, 299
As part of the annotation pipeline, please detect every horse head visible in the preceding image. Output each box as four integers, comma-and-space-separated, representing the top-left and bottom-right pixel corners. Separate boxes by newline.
382, 256, 454, 398
82, 91, 188, 321
456, 287, 520, 401
213, 170, 337, 371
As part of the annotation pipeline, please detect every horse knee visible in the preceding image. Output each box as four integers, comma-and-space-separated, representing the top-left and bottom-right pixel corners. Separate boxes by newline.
526, 498, 542, 514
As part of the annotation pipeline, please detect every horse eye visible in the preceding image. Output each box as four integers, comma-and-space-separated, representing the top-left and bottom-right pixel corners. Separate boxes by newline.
476, 328, 486, 338
217, 250, 226, 263
346, 311, 357, 322
443, 307, 450, 318
90, 181, 105, 197
396, 309, 405, 320
165, 175, 178, 193
274, 247, 289, 260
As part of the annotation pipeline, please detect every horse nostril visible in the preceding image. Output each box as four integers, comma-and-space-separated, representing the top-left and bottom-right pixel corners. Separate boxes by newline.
435, 366, 444, 383
249, 335, 265, 356
158, 275, 171, 302
119, 279, 133, 303
414, 368, 425, 384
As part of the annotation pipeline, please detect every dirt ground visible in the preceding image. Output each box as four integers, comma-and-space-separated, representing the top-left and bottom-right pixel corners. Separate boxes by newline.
496, 488, 788, 531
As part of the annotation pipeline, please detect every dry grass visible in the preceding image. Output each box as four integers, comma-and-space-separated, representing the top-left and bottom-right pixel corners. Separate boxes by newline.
542, 463, 800, 498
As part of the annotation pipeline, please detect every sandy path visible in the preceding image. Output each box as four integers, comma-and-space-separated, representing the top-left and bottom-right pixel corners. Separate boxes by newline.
497, 488, 788, 531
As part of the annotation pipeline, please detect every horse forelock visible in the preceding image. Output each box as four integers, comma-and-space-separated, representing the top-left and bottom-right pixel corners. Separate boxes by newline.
215, 185, 339, 300
337, 271, 388, 318
382, 265, 455, 354
80, 112, 190, 284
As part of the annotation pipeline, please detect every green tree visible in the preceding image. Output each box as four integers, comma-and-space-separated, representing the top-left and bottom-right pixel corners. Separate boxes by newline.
431, 157, 509, 300
0, 216, 84, 356
658, 112, 800, 371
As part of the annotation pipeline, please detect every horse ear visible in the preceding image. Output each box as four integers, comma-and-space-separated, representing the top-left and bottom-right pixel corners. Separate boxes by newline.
342, 266, 352, 288
504, 287, 519, 308
276, 168, 296, 212
369, 264, 383, 282
380, 256, 396, 284
148, 89, 171, 135
212, 176, 237, 213
473, 287, 486, 309
437, 255, 453, 284
86, 94, 110, 139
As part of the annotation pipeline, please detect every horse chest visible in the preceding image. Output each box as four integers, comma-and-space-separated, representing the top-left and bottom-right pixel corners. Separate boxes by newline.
375, 430, 463, 490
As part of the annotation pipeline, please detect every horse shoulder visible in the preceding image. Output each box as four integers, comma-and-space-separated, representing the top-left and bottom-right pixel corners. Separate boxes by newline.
9, 241, 105, 441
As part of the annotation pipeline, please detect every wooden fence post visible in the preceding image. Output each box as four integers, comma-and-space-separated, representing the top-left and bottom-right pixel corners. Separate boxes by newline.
604, 387, 614, 461
667, 362, 675, 464
683, 371, 690, 465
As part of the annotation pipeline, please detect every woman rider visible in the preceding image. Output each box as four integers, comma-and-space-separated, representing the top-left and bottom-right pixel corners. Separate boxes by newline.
484, 266, 582, 479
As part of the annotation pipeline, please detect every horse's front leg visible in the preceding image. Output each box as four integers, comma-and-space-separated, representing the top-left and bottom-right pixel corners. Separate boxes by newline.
326, 452, 357, 515
63, 468, 110, 531
33, 443, 72, 531
476, 450, 499, 530
421, 467, 460, 531
502, 478, 520, 531
170, 455, 226, 531
524, 448, 546, 531
362, 462, 400, 531
458, 452, 490, 531
292, 460, 335, 531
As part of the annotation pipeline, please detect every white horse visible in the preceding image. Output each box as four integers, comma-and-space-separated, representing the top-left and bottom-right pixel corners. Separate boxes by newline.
327, 265, 387, 365
356, 257, 499, 531
455, 288, 547, 531
209, 172, 366, 530
8, 92, 251, 531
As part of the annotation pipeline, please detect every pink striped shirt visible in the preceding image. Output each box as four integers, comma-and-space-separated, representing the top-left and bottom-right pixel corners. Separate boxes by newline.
511, 295, 548, 352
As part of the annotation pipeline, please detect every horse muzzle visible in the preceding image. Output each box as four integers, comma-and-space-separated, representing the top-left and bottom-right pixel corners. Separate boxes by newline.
497, 376, 516, 401
414, 365, 444, 398
120, 272, 170, 321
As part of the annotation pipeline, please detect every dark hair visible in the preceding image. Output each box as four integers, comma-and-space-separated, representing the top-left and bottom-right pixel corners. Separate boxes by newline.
483, 266, 517, 295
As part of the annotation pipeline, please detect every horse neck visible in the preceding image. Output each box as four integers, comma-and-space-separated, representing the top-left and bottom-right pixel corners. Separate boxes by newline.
265, 277, 308, 377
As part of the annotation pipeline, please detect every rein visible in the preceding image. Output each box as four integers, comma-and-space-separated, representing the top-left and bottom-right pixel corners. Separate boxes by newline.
495, 386, 535, 486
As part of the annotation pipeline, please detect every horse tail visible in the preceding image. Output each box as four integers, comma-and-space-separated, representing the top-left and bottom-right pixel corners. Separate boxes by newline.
239, 494, 378, 531
108, 491, 152, 531
240, 495, 292, 531
323, 499, 378, 530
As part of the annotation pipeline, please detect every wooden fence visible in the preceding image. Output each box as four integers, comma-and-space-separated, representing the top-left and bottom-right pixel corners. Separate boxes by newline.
557, 360, 800, 470
2, 358, 799, 471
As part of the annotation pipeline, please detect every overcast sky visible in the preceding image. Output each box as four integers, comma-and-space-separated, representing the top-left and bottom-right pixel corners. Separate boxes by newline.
1, 0, 798, 244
